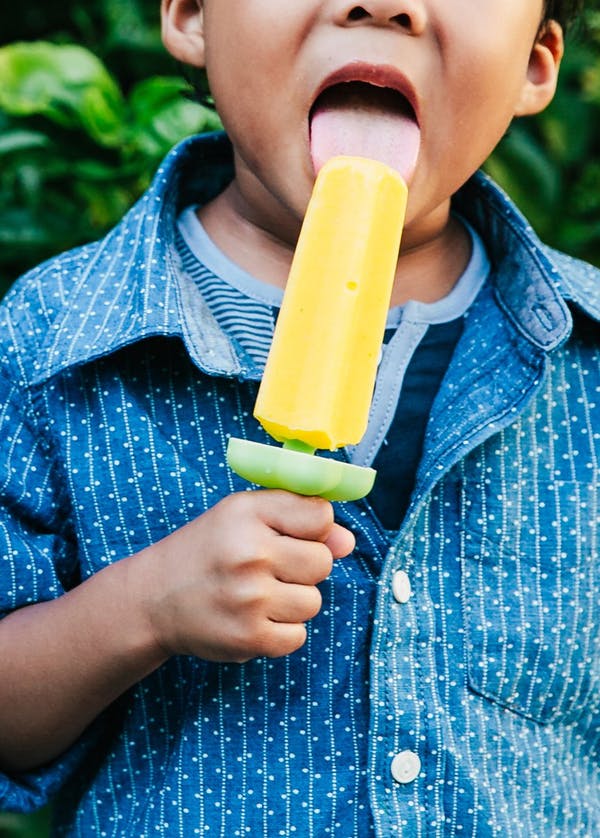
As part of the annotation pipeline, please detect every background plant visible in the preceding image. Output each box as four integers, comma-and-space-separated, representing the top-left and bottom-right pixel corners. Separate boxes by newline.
1, 2, 599, 301
485, 9, 600, 267
0, 2, 599, 837
0, 0, 220, 296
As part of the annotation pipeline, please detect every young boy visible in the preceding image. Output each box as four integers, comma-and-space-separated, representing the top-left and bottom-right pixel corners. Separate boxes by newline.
1, 0, 598, 835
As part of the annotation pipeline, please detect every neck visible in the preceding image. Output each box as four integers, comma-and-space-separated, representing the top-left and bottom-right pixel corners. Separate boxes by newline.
198, 182, 298, 289
198, 183, 472, 306
390, 212, 471, 307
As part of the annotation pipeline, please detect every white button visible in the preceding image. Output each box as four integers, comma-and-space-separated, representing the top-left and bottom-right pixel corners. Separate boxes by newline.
392, 570, 412, 604
391, 751, 421, 785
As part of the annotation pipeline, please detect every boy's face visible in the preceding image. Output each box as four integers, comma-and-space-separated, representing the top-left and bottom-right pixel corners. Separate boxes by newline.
162, 0, 563, 241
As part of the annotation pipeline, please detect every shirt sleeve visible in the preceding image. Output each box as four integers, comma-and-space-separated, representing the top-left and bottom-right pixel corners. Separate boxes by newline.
0, 363, 92, 812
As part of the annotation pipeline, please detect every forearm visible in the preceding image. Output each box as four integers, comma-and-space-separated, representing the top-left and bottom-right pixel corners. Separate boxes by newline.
0, 490, 355, 774
0, 551, 167, 774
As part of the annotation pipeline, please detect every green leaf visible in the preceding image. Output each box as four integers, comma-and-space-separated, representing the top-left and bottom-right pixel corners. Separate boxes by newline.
0, 129, 50, 156
128, 76, 221, 159
0, 41, 126, 146
486, 124, 561, 229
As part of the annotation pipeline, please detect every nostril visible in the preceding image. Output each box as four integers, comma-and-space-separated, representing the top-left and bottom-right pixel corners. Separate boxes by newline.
348, 8, 414, 27
348, 6, 370, 20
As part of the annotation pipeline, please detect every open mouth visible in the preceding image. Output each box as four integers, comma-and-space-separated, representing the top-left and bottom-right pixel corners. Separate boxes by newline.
310, 81, 417, 125
309, 80, 421, 179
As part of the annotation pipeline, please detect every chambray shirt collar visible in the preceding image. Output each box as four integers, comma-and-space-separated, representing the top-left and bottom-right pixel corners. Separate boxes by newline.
456, 171, 600, 343
33, 132, 599, 386
33, 132, 244, 386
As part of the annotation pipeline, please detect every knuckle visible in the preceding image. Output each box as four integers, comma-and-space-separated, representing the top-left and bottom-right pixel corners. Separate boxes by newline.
316, 542, 334, 573
310, 496, 334, 527
214, 491, 244, 521
235, 578, 271, 611
304, 587, 323, 619
267, 624, 307, 658
246, 621, 309, 660
302, 544, 333, 585
227, 619, 268, 661
249, 626, 280, 659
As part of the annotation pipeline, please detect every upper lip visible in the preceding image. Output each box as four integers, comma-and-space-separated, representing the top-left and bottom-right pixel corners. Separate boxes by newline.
311, 61, 420, 125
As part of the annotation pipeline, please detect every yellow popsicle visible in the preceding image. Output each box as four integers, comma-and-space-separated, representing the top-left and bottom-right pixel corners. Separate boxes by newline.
254, 155, 408, 451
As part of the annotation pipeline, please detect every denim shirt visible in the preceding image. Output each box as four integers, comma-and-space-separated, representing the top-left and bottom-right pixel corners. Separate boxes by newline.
0, 133, 599, 837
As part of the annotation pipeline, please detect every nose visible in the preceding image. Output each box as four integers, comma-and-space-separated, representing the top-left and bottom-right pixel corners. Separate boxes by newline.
338, 0, 427, 34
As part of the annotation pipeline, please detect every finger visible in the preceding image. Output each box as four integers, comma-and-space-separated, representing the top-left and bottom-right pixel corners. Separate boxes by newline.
257, 490, 335, 542
273, 538, 333, 585
324, 522, 355, 559
267, 583, 322, 623
260, 622, 308, 659
227, 620, 309, 662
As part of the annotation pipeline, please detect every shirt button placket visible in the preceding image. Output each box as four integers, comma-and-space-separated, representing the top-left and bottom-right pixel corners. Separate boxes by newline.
390, 570, 420, 788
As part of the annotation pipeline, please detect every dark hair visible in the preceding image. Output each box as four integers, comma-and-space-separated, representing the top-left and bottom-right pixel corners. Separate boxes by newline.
543, 0, 584, 29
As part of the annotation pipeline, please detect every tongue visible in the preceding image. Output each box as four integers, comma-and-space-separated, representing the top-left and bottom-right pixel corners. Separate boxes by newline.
310, 87, 420, 181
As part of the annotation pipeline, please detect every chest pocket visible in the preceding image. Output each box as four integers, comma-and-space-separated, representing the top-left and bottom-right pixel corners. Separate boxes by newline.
462, 477, 600, 725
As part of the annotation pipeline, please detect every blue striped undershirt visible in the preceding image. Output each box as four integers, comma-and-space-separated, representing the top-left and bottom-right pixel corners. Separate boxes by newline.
177, 206, 489, 527
177, 207, 282, 370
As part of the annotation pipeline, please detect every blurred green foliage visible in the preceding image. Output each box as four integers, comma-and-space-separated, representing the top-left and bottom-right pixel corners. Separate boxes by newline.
0, 39, 219, 296
1, 2, 599, 300
485, 10, 600, 269
0, 806, 51, 838
0, 0, 221, 296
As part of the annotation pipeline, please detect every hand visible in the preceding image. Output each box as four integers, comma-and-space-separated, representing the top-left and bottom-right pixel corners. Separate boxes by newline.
135, 490, 355, 663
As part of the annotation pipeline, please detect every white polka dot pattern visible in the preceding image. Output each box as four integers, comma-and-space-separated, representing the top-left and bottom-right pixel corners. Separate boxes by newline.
0, 135, 599, 836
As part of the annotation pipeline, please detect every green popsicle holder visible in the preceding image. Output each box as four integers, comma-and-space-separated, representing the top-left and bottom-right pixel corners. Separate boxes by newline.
226, 437, 375, 502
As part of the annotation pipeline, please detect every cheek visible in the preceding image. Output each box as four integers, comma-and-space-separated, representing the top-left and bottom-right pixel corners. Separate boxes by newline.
206, 36, 288, 122
445, 46, 531, 144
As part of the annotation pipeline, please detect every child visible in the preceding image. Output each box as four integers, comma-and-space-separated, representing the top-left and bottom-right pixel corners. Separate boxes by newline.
1, 0, 599, 835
